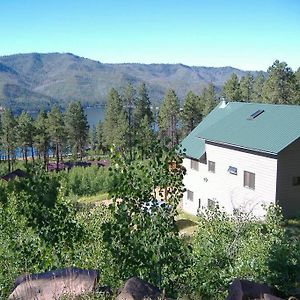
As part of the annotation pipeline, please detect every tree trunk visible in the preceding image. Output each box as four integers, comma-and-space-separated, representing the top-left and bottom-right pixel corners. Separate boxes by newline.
31, 144, 35, 163
56, 143, 59, 172
7, 149, 11, 172
25, 147, 28, 166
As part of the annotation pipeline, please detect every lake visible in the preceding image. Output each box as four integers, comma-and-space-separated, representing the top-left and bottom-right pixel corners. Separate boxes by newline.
85, 106, 106, 128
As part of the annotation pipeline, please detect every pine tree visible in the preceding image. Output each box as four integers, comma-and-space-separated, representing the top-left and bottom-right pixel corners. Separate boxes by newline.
202, 83, 217, 117
0, 109, 17, 172
158, 89, 180, 147
240, 72, 254, 102
34, 110, 50, 168
252, 72, 266, 102
222, 73, 241, 101
133, 83, 154, 150
181, 91, 203, 136
47, 106, 66, 171
262, 60, 297, 104
95, 121, 106, 153
65, 101, 89, 160
16, 112, 35, 165
102, 88, 128, 150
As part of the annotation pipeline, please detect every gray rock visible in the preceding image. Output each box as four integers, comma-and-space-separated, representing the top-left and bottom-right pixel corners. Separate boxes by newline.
116, 277, 162, 300
8, 267, 98, 300
226, 279, 280, 300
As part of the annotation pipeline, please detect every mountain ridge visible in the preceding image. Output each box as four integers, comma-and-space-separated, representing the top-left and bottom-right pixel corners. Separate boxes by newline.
0, 52, 264, 113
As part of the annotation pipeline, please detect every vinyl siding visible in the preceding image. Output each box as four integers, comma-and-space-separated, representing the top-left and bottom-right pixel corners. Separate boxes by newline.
277, 138, 300, 217
183, 143, 278, 217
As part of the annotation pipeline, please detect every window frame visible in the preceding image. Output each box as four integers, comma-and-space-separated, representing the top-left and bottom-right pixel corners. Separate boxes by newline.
187, 190, 194, 201
244, 171, 255, 190
208, 160, 215, 173
292, 176, 300, 186
190, 159, 199, 171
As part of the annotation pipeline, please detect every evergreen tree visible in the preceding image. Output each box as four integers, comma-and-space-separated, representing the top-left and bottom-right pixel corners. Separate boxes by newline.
240, 72, 254, 102
16, 112, 35, 165
47, 106, 65, 171
262, 60, 297, 104
65, 101, 89, 160
202, 83, 217, 116
294, 67, 300, 104
95, 121, 106, 153
181, 91, 203, 136
252, 72, 266, 102
0, 109, 17, 172
222, 73, 241, 101
102, 88, 128, 150
34, 110, 50, 168
133, 83, 154, 150
158, 89, 180, 147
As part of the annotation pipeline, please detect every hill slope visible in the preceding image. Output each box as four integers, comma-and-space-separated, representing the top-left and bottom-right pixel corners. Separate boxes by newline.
0, 52, 262, 112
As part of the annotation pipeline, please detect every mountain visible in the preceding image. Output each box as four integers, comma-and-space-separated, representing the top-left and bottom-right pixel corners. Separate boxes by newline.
0, 52, 263, 113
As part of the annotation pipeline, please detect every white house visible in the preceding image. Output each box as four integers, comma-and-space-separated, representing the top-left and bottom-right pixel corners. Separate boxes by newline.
180, 100, 300, 218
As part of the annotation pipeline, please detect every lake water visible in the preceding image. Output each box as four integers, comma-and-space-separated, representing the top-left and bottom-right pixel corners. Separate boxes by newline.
85, 106, 106, 128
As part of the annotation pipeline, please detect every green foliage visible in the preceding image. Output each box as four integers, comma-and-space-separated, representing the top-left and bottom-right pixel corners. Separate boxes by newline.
102, 88, 128, 150
0, 109, 17, 171
252, 72, 266, 102
47, 106, 66, 169
63, 166, 116, 196
34, 110, 50, 166
0, 165, 115, 298
101, 143, 189, 296
158, 89, 180, 147
240, 72, 254, 102
201, 83, 218, 117
222, 73, 241, 101
188, 205, 300, 299
262, 60, 298, 104
181, 91, 203, 136
65, 101, 89, 159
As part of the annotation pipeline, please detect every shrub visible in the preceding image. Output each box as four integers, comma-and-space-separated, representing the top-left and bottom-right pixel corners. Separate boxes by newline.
63, 166, 116, 196
187, 205, 300, 299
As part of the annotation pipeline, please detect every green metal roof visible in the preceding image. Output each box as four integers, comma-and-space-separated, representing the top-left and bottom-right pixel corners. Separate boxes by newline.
181, 101, 300, 159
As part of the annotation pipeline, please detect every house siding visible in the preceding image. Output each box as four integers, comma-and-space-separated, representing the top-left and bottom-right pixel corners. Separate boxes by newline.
277, 138, 300, 218
183, 143, 278, 217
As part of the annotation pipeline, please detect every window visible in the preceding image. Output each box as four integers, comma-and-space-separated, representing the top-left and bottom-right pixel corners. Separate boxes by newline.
228, 166, 237, 175
187, 190, 194, 201
244, 171, 255, 190
207, 198, 216, 210
293, 176, 300, 186
190, 159, 199, 171
208, 161, 215, 173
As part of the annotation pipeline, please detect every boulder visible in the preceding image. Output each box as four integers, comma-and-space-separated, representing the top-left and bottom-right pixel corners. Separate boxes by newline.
8, 267, 98, 300
226, 279, 280, 300
263, 294, 285, 300
116, 277, 162, 300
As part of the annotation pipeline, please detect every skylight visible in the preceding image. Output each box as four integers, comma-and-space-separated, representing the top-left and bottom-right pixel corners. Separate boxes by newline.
247, 109, 264, 120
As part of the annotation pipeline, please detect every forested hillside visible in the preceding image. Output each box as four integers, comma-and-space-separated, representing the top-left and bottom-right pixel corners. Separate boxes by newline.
0, 52, 262, 113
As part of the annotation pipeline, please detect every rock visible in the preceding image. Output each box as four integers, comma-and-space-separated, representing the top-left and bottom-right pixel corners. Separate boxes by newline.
263, 294, 285, 300
226, 279, 280, 300
116, 277, 162, 300
8, 267, 98, 300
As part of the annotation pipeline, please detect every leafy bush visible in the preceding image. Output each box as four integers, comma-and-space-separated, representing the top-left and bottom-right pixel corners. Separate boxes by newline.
187, 205, 300, 299
63, 166, 116, 196
101, 143, 190, 297
0, 166, 101, 298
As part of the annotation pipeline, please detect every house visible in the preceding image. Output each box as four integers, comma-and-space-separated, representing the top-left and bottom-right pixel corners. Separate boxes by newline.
180, 100, 300, 218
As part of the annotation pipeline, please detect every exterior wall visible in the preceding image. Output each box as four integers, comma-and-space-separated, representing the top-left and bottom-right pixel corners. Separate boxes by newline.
183, 143, 278, 217
277, 138, 300, 218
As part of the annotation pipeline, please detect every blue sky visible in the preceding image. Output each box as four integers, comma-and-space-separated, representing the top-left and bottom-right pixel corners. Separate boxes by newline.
0, 0, 299, 71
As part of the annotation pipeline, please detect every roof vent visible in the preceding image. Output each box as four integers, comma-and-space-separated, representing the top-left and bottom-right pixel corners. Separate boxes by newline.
247, 109, 264, 120
219, 98, 228, 108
